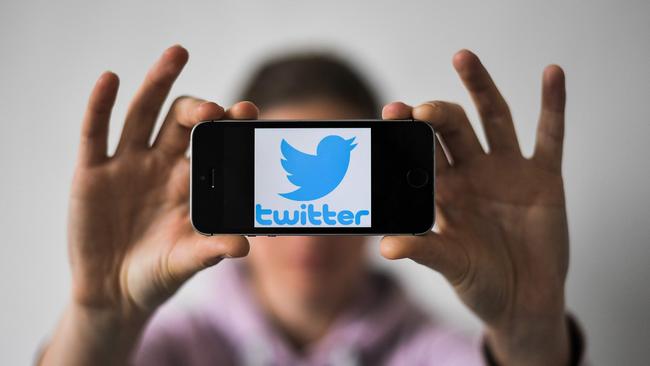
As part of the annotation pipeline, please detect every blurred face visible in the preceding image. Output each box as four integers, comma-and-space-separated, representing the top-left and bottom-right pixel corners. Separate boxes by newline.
247, 99, 369, 304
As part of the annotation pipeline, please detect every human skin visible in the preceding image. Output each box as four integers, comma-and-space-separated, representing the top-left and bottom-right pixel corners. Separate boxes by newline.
40, 45, 571, 365
381, 52, 571, 365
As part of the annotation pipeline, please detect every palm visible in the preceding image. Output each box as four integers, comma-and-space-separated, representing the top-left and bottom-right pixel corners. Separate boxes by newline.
436, 154, 568, 324
68, 152, 192, 312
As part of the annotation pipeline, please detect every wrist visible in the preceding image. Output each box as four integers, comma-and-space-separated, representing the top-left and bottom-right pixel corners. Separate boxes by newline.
69, 299, 150, 335
485, 312, 571, 366
41, 301, 149, 366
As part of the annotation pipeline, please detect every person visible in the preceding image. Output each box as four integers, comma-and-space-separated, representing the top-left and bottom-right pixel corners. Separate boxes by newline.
39, 45, 586, 365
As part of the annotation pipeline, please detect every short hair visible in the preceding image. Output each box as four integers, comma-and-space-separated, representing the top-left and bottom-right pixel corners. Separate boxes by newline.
238, 53, 380, 118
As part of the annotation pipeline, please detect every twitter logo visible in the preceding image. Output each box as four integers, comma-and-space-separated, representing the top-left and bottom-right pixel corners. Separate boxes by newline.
279, 135, 357, 201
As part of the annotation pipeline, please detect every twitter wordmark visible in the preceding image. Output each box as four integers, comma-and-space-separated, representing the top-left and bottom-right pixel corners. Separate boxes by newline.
255, 203, 369, 226
279, 135, 357, 201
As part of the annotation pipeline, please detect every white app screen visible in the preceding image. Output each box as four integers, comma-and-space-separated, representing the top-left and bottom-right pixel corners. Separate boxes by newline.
254, 128, 371, 227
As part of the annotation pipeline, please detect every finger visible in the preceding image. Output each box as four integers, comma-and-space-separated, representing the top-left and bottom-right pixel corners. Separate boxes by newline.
413, 101, 484, 165
381, 101, 413, 119
223, 101, 259, 119
169, 234, 250, 285
79, 72, 119, 166
533, 65, 566, 172
453, 49, 520, 153
117, 45, 189, 152
383, 101, 450, 171
153, 97, 225, 156
381, 232, 468, 284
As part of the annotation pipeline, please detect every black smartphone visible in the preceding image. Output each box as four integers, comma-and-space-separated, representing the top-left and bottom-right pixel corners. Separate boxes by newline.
190, 120, 434, 236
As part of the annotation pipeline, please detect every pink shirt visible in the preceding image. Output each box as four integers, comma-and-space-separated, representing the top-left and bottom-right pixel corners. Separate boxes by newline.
133, 260, 484, 365
132, 260, 586, 365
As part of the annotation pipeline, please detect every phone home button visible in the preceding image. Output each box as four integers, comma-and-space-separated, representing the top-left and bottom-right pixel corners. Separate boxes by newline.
406, 168, 429, 188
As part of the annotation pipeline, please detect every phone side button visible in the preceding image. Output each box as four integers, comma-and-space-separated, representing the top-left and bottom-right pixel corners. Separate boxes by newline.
247, 235, 256, 237
268, 235, 276, 237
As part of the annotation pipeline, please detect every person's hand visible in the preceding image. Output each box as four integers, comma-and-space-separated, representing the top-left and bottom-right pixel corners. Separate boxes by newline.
69, 45, 257, 315
381, 50, 571, 365
42, 45, 257, 366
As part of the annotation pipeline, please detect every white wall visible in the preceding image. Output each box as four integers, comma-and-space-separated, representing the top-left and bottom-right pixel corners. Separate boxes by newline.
1, 0, 648, 364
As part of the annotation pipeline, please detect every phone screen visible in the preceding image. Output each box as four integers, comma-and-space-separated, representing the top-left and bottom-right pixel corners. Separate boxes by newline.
191, 120, 434, 235
254, 128, 371, 228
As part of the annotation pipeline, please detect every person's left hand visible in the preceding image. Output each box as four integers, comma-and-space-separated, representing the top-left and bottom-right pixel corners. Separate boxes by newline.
381, 50, 571, 365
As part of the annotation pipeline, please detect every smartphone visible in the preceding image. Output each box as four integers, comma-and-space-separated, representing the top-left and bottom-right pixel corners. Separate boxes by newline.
191, 120, 434, 236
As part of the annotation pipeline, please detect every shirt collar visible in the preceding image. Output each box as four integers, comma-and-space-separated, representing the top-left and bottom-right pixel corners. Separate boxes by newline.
198, 259, 429, 364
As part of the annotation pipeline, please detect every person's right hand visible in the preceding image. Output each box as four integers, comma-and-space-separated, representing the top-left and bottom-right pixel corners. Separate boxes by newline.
67, 46, 258, 317
42, 46, 258, 366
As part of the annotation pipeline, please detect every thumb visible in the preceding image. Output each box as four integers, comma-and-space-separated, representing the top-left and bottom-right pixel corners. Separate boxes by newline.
168, 234, 250, 285
380, 232, 468, 284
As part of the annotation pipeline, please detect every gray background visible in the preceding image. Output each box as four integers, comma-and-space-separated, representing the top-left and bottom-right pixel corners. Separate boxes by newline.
1, 0, 648, 364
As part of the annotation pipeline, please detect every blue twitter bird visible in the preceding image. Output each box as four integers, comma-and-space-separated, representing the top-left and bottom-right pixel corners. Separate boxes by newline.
279, 135, 357, 201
